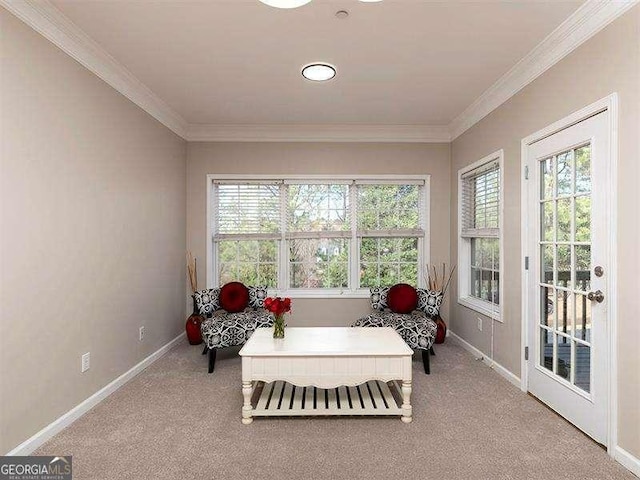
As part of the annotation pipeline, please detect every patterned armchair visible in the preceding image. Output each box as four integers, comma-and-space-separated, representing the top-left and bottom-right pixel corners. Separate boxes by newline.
352, 286, 440, 374
195, 284, 274, 373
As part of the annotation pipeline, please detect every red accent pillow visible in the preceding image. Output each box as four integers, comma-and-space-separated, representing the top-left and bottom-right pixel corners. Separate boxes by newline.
387, 284, 418, 314
219, 282, 249, 313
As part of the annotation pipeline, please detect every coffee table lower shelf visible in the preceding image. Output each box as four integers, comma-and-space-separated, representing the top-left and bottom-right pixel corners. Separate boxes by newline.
251, 380, 402, 417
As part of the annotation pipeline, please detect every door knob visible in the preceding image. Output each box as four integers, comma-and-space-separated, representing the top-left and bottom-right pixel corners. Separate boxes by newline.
587, 290, 604, 303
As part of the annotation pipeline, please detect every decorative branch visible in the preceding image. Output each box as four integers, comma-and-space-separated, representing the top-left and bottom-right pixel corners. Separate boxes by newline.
441, 264, 456, 298
187, 251, 198, 293
424, 263, 456, 296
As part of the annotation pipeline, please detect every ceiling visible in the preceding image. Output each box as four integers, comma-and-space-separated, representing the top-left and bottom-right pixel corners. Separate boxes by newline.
50, 0, 582, 128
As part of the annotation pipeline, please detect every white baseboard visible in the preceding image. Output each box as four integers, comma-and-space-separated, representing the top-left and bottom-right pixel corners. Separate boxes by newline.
615, 446, 640, 478
448, 330, 521, 388
6, 332, 186, 456
448, 331, 640, 477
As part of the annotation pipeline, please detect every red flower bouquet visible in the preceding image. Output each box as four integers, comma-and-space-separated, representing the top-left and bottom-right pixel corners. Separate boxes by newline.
264, 297, 291, 338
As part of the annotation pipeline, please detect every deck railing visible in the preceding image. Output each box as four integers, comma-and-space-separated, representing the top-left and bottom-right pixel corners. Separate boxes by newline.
543, 270, 591, 342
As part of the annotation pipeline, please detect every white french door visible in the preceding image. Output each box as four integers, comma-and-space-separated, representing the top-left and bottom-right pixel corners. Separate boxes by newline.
524, 110, 610, 444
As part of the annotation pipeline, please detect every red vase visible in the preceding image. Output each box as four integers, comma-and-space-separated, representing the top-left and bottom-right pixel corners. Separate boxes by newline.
186, 296, 204, 345
434, 315, 447, 344
186, 314, 203, 345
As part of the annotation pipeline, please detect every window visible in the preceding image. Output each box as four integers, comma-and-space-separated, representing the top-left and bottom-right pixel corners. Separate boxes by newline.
209, 176, 428, 296
357, 183, 422, 287
288, 183, 350, 289
216, 183, 280, 287
458, 151, 503, 319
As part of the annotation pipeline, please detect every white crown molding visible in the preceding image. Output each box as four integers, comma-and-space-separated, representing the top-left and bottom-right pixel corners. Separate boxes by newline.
1, 0, 189, 138
5, 0, 637, 143
448, 0, 639, 140
186, 124, 451, 143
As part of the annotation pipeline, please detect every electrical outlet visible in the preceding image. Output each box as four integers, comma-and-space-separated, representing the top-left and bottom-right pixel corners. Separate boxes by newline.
477, 317, 483, 332
139, 326, 145, 341
81, 352, 90, 373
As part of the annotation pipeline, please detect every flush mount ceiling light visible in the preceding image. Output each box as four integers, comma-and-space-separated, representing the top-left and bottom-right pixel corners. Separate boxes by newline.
258, 0, 312, 8
301, 63, 336, 82
259, 0, 380, 8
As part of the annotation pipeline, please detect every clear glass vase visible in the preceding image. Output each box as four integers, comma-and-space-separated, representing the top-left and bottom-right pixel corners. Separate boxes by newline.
273, 314, 285, 338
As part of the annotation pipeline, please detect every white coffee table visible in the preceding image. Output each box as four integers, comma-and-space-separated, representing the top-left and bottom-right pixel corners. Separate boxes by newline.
238, 327, 413, 424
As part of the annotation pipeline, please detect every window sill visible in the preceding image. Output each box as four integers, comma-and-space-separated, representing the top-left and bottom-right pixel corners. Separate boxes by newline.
458, 296, 502, 322
268, 289, 371, 300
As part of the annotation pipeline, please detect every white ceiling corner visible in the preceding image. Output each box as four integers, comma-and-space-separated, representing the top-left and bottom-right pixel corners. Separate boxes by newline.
3, 0, 637, 143
1, 0, 189, 138
448, 0, 639, 140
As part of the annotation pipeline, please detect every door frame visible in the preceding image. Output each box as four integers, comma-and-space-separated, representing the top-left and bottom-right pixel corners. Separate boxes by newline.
520, 93, 618, 455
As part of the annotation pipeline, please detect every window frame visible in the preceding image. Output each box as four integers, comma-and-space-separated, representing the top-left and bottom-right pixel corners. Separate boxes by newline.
207, 174, 430, 298
457, 150, 504, 321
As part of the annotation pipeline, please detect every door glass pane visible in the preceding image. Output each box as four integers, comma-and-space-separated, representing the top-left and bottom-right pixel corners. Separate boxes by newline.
542, 245, 554, 284
555, 290, 567, 335
575, 145, 591, 194
575, 293, 592, 342
541, 157, 554, 199
541, 287, 554, 327
556, 334, 572, 381
556, 291, 573, 337
556, 244, 571, 288
540, 328, 553, 372
557, 198, 571, 241
575, 245, 591, 292
575, 342, 591, 392
557, 150, 573, 196
575, 196, 591, 242
542, 201, 554, 242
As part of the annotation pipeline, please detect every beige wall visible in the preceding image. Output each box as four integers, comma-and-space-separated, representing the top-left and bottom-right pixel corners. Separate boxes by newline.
450, 6, 639, 458
187, 142, 451, 326
0, 10, 187, 454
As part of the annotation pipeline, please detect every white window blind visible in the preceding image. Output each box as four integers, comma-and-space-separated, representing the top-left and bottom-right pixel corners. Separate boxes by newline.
461, 161, 500, 238
286, 184, 351, 239
214, 183, 281, 240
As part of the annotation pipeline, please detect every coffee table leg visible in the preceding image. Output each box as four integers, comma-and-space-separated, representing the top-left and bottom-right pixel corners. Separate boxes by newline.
242, 381, 253, 425
401, 380, 412, 423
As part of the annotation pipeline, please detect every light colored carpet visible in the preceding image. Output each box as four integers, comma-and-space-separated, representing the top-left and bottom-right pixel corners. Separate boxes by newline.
35, 339, 633, 480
